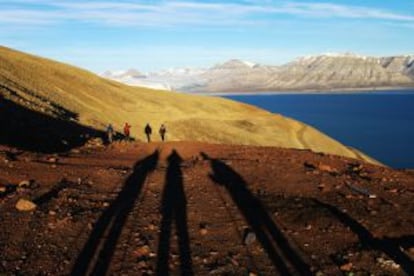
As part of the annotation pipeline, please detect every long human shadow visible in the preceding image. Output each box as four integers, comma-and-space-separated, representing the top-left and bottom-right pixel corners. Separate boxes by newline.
314, 199, 414, 275
156, 150, 193, 275
201, 153, 311, 275
71, 151, 159, 276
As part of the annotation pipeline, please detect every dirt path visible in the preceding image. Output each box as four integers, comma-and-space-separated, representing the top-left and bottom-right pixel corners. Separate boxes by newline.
0, 142, 413, 275
296, 124, 310, 149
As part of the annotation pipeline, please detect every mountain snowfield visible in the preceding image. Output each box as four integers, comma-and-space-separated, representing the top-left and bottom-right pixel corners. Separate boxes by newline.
103, 54, 414, 93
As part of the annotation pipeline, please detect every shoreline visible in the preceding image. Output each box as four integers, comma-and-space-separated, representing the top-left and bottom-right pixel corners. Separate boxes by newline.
187, 86, 414, 96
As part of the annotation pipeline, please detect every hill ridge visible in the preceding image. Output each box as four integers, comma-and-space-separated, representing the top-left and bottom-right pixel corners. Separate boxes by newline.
1, 45, 377, 164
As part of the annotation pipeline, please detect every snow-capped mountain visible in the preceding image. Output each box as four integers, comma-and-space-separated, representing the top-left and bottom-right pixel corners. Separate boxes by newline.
102, 55, 414, 93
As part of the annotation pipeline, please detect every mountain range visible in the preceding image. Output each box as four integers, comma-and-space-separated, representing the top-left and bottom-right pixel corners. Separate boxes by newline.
103, 53, 414, 93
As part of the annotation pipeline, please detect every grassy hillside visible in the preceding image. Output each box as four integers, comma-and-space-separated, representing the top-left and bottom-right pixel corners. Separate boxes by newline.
0, 46, 377, 163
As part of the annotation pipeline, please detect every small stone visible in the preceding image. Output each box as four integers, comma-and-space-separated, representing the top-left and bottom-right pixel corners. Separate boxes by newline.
102, 202, 110, 207
137, 260, 147, 269
0, 186, 6, 193
49, 210, 57, 216
133, 245, 151, 258
318, 164, 335, 172
230, 257, 239, 266
15, 199, 37, 211
18, 180, 31, 188
340, 263, 353, 272
148, 223, 156, 231
243, 229, 256, 245
48, 222, 56, 229
48, 157, 58, 163
199, 222, 208, 235
304, 161, 316, 170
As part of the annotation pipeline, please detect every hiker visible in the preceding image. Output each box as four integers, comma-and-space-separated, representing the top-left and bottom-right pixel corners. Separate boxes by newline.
106, 124, 114, 143
159, 124, 167, 142
124, 122, 131, 141
144, 123, 152, 143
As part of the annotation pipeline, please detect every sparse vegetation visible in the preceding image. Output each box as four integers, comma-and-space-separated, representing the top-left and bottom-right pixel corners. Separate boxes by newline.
0, 46, 375, 163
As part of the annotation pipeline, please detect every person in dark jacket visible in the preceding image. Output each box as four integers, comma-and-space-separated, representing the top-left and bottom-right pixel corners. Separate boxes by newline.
145, 123, 152, 143
106, 124, 114, 143
159, 124, 167, 142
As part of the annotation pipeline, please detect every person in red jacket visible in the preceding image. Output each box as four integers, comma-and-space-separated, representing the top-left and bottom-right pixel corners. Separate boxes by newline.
123, 122, 131, 141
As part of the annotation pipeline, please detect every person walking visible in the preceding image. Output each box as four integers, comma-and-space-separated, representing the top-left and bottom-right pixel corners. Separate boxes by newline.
159, 124, 167, 142
144, 123, 152, 143
106, 124, 114, 143
123, 122, 131, 141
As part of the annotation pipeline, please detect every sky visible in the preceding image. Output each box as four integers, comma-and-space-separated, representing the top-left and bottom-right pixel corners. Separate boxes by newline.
1, 0, 413, 73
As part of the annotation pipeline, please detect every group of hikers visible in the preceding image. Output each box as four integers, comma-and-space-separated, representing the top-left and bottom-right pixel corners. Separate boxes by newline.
106, 123, 167, 143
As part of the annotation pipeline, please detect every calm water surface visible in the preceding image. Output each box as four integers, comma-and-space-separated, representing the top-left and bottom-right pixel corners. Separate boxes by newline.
225, 90, 414, 168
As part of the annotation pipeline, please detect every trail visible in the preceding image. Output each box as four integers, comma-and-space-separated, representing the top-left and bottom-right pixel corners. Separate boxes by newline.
296, 124, 310, 149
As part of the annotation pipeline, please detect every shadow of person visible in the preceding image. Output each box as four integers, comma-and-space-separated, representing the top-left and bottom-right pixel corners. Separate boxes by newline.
71, 150, 159, 276
314, 199, 413, 275
201, 152, 311, 275
156, 150, 193, 276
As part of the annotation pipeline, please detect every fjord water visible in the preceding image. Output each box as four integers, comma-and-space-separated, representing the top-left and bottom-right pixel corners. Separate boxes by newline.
226, 91, 414, 168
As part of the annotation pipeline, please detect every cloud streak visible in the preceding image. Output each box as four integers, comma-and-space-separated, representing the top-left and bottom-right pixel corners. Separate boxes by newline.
0, 0, 413, 28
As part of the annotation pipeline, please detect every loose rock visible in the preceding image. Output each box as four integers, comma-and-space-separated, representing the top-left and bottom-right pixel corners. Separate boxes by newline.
243, 228, 256, 245
339, 262, 352, 272
16, 199, 37, 211
18, 180, 32, 188
133, 245, 151, 258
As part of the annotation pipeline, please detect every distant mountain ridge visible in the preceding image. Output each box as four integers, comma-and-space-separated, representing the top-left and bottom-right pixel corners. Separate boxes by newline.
103, 54, 414, 93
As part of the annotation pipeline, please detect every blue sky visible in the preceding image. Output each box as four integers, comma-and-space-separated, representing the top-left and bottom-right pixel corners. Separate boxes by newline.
1, 0, 413, 72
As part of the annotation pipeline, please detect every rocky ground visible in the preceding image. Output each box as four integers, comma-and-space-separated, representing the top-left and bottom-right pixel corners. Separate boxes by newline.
0, 141, 413, 275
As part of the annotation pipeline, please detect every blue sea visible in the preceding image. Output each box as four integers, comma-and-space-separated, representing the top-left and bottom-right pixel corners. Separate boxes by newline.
225, 90, 414, 169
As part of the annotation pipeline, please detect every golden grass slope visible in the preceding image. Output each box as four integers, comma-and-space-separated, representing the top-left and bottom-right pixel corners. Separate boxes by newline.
0, 46, 377, 164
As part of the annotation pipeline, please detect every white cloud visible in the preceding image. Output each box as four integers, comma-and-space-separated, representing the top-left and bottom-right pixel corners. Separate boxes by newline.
0, 1, 413, 27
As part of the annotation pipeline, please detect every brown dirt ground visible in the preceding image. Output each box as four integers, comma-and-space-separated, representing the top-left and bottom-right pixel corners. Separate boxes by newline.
0, 141, 413, 275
